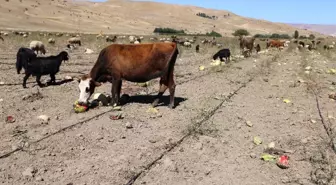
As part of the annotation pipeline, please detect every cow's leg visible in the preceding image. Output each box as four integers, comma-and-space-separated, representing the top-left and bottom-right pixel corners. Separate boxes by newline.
36, 75, 43, 87
23, 73, 31, 88
115, 80, 122, 105
152, 78, 168, 107
167, 71, 176, 109
110, 79, 122, 106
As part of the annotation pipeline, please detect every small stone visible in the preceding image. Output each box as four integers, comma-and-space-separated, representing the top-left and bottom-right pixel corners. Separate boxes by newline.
263, 78, 269, 82
56, 168, 63, 172
35, 176, 44, 181
245, 121, 253, 127
301, 138, 308, 144
0, 98, 3, 102
64, 76, 73, 80
22, 167, 37, 177
55, 116, 59, 120
250, 153, 257, 158
38, 115, 50, 124
125, 122, 133, 129
76, 134, 83, 137
268, 142, 275, 148
194, 143, 203, 150
148, 139, 157, 143
310, 119, 317, 124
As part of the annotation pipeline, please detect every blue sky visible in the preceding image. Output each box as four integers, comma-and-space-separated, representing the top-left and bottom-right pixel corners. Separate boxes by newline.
91, 0, 336, 24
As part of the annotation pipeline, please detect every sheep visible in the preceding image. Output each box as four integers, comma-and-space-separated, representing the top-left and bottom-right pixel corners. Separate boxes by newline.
18, 51, 69, 88
67, 37, 81, 46
29, 40, 46, 55
56, 33, 63, 37
106, 36, 117, 42
48, 38, 55, 44
183, 41, 192, 48
23, 34, 28, 38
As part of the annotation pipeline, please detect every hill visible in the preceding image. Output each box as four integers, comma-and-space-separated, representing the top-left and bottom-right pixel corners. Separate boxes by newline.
288, 23, 336, 36
0, 0, 324, 37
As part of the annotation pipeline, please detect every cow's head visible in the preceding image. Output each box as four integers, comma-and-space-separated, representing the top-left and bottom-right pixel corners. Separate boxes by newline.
77, 75, 101, 105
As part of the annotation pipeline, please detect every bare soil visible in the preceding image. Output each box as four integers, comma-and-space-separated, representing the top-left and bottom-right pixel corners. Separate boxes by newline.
0, 34, 336, 185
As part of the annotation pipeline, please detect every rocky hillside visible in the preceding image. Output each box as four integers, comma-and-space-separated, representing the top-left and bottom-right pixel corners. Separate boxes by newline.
0, 0, 323, 36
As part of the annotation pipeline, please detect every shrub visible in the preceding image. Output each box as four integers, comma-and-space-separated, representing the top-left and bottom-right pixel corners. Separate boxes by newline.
308, 34, 315, 40
153, 27, 185, 34
254, 33, 291, 39
206, 31, 222, 37
233, 29, 250, 36
196, 12, 218, 20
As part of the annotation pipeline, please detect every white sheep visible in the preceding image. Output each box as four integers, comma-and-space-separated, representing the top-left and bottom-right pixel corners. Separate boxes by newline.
67, 37, 81, 46
183, 41, 192, 47
48, 38, 55, 44
29, 40, 46, 55
134, 40, 140, 44
23, 34, 28, 38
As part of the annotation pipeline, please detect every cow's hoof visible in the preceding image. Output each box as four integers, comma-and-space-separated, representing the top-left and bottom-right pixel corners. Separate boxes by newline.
152, 99, 159, 107
168, 104, 175, 109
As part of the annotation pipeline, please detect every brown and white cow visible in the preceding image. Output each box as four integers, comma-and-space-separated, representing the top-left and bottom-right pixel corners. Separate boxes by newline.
77, 42, 179, 109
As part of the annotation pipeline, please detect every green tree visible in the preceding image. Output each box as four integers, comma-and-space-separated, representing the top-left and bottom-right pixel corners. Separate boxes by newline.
232, 29, 250, 36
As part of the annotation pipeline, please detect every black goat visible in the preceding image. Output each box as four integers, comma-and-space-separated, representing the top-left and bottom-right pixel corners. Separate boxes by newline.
213, 48, 231, 62
195, 44, 200, 53
19, 51, 69, 88
16, 47, 37, 74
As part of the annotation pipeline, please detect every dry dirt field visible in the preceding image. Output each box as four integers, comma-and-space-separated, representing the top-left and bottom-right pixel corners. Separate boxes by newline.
0, 34, 336, 185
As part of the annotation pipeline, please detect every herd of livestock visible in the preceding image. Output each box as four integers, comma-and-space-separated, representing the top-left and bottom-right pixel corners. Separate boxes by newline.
1, 30, 335, 109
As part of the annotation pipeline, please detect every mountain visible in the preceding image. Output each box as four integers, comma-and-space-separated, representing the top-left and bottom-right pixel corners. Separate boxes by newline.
288, 23, 336, 36
0, 0, 324, 37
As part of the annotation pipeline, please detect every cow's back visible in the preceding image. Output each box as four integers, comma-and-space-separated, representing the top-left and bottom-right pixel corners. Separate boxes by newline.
101, 43, 178, 82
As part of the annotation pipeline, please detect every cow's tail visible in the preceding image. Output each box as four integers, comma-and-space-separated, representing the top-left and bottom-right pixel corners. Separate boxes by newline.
165, 43, 179, 80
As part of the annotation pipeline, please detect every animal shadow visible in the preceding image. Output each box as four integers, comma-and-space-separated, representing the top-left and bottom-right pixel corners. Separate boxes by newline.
33, 79, 73, 88
121, 94, 187, 108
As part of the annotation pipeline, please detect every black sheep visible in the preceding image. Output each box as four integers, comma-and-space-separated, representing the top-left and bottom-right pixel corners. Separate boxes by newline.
19, 51, 69, 88
16, 47, 37, 74
212, 48, 231, 62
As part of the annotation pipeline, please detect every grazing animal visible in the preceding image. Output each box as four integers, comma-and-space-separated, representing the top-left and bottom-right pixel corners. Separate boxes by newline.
316, 41, 321, 45
195, 44, 200, 53
106, 36, 117, 42
77, 42, 179, 108
255, 44, 261, 53
212, 48, 231, 62
16, 47, 37, 74
299, 41, 305, 47
68, 37, 81, 46
266, 40, 285, 49
20, 51, 69, 88
48, 38, 55, 44
239, 35, 255, 56
29, 40, 46, 55
183, 41, 192, 48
